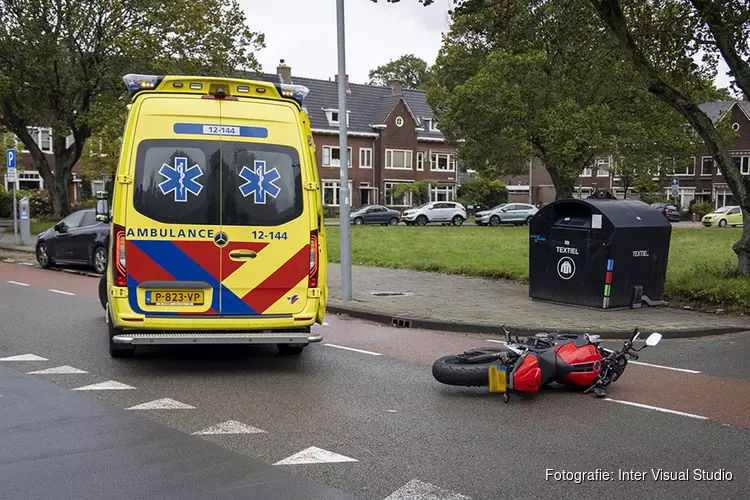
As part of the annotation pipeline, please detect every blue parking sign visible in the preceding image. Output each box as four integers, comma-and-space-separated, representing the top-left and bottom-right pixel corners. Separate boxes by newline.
6, 148, 17, 183
671, 177, 679, 186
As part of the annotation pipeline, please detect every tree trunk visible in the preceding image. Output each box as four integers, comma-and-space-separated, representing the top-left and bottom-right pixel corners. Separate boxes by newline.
51, 170, 72, 217
548, 170, 576, 200
591, 0, 750, 275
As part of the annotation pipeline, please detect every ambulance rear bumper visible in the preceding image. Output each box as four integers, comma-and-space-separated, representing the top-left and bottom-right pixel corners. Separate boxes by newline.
112, 331, 322, 345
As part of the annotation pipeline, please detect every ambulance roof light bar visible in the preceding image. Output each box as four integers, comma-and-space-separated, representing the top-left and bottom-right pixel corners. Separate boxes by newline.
123, 74, 164, 95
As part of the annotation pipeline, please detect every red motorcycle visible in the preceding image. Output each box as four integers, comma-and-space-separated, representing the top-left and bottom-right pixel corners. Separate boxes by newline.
432, 327, 662, 402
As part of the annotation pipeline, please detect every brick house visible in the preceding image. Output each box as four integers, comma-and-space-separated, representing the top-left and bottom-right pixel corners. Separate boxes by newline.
262, 61, 459, 213
1, 128, 101, 203
500, 99, 750, 210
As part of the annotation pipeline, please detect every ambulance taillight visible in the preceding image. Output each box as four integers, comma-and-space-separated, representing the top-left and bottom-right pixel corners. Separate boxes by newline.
113, 224, 127, 287
308, 230, 319, 288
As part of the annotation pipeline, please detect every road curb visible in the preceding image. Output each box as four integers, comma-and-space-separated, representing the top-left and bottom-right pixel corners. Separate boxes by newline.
0, 242, 35, 253
326, 304, 747, 339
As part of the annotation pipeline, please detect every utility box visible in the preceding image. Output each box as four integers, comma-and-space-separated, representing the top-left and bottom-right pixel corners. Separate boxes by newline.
19, 197, 31, 246
528, 198, 672, 309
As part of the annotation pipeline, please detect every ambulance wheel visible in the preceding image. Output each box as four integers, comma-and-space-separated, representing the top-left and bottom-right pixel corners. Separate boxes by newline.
108, 311, 135, 358
432, 355, 493, 387
277, 343, 306, 355
98, 274, 108, 310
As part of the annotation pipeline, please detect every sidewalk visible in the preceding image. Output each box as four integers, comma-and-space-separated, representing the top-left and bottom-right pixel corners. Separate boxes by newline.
325, 264, 750, 338
0, 227, 36, 252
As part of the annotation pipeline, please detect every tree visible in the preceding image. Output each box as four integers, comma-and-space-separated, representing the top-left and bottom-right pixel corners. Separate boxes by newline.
584, 0, 750, 273
456, 174, 508, 207
392, 179, 438, 206
0, 0, 264, 217
425, 0, 691, 200
368, 54, 430, 89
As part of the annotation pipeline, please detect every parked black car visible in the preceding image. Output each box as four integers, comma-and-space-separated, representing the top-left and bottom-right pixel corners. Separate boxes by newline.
650, 203, 681, 222
350, 205, 402, 226
36, 209, 110, 273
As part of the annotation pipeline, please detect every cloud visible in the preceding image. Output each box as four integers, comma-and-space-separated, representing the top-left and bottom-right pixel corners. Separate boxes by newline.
239, 0, 452, 83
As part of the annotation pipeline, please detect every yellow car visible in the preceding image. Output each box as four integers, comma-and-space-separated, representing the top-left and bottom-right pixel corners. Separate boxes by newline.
96, 74, 327, 357
702, 206, 744, 227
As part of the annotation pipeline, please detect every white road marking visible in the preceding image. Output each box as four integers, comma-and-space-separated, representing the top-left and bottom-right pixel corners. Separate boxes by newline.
6, 280, 29, 287
20, 262, 33, 266
192, 420, 267, 435
274, 446, 358, 465
386, 409, 399, 413
384, 479, 472, 500
49, 289, 75, 296
126, 398, 195, 410
324, 343, 381, 356
73, 380, 135, 391
322, 322, 330, 326
486, 339, 506, 344
0, 353, 48, 361
28, 365, 88, 374
605, 398, 709, 420
628, 360, 701, 374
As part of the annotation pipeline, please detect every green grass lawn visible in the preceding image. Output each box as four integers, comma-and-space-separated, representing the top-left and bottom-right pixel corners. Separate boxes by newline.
325, 225, 750, 314
3, 219, 58, 235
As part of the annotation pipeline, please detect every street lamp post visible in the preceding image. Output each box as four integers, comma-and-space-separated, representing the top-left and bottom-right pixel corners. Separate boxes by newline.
336, 0, 352, 300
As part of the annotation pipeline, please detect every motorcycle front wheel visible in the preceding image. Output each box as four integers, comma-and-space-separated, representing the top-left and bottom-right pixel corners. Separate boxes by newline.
432, 356, 500, 387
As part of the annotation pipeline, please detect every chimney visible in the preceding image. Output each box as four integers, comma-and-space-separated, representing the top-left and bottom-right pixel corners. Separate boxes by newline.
387, 79, 402, 95
277, 59, 292, 84
334, 73, 351, 93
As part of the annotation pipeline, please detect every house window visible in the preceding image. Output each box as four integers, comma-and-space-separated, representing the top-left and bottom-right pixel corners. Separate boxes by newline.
385, 149, 413, 170
324, 109, 349, 126
430, 152, 455, 171
91, 180, 106, 197
322, 180, 352, 206
423, 118, 439, 131
430, 185, 455, 202
322, 146, 352, 167
676, 159, 695, 176
581, 166, 592, 177
417, 151, 424, 171
384, 182, 411, 206
6, 170, 44, 191
733, 155, 750, 175
596, 157, 610, 177
701, 157, 713, 176
19, 127, 53, 153
359, 148, 373, 168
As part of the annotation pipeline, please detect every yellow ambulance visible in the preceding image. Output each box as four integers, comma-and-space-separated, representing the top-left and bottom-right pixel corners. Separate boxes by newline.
96, 74, 327, 357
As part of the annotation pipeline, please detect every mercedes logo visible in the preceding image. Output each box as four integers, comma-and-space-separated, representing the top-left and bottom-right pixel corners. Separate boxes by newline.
213, 231, 228, 247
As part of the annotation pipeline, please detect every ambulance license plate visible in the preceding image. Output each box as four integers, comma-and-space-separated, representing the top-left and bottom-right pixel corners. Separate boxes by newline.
145, 290, 204, 306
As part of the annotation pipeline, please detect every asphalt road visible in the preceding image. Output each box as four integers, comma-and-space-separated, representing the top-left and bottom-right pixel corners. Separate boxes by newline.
1, 260, 749, 500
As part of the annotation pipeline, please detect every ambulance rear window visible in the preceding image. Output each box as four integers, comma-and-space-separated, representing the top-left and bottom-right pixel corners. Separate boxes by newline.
132, 139, 302, 226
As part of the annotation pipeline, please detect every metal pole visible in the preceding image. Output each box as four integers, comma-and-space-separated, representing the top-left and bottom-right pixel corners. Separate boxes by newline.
12, 181, 17, 244
336, 0, 352, 301
528, 159, 532, 204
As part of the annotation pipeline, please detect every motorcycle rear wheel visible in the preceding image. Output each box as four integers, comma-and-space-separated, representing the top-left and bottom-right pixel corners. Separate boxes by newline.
432, 355, 501, 387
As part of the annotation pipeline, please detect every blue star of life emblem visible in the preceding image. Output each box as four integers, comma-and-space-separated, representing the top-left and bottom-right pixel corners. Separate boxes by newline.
238, 160, 281, 203
158, 157, 204, 202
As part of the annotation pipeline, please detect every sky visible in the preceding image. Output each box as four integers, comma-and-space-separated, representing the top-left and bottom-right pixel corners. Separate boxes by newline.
239, 0, 454, 84
239, 0, 734, 92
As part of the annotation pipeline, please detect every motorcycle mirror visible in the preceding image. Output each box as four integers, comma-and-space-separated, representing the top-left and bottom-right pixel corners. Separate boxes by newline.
645, 332, 662, 347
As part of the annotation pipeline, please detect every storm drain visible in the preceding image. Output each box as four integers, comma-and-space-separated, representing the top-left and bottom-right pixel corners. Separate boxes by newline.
391, 318, 413, 328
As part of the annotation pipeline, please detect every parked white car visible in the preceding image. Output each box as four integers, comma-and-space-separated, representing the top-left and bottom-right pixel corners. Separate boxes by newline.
401, 201, 467, 226
474, 203, 539, 226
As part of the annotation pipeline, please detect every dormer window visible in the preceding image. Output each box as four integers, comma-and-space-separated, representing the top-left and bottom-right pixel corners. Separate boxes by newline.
324, 108, 350, 126
423, 118, 439, 131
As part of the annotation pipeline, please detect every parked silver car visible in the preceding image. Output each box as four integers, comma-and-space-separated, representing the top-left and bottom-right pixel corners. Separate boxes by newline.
474, 203, 539, 226
401, 201, 467, 226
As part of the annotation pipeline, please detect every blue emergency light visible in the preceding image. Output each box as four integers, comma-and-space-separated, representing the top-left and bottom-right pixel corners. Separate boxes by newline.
123, 74, 164, 95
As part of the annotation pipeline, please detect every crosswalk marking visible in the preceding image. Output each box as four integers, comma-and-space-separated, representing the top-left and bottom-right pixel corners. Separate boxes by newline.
73, 380, 135, 391
384, 479, 472, 500
274, 446, 358, 465
193, 420, 267, 435
28, 365, 88, 374
0, 353, 48, 361
126, 398, 196, 410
